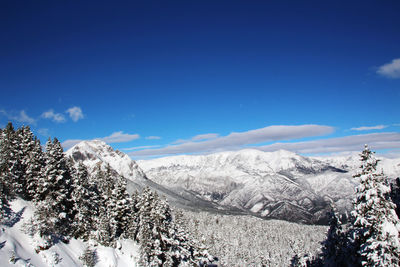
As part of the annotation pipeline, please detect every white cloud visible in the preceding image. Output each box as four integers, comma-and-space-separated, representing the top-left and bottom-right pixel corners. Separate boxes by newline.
66, 106, 84, 122
351, 125, 387, 131
41, 109, 66, 123
62, 139, 83, 149
377, 58, 400, 79
191, 133, 219, 141
100, 131, 140, 143
62, 131, 140, 150
256, 132, 400, 154
0, 109, 36, 125
122, 145, 161, 151
129, 124, 334, 157
145, 136, 161, 140
173, 133, 220, 144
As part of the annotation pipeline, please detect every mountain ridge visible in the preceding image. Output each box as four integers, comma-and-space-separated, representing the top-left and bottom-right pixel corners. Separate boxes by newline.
66, 140, 400, 224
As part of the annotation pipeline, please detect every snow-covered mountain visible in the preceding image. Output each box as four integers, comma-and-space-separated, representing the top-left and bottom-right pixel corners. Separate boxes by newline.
138, 149, 358, 224
67, 141, 400, 224
66, 140, 226, 213
66, 140, 148, 183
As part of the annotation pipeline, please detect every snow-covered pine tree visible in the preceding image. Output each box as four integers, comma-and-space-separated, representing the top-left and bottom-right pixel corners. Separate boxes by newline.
109, 174, 131, 238
34, 138, 54, 201
316, 204, 347, 266
136, 188, 214, 266
169, 207, 213, 266
20, 126, 44, 200
12, 126, 26, 197
0, 125, 11, 221
33, 137, 75, 242
124, 190, 140, 240
136, 187, 159, 265
92, 165, 117, 246
25, 137, 44, 201
0, 122, 23, 199
390, 178, 400, 218
352, 145, 400, 266
71, 163, 99, 240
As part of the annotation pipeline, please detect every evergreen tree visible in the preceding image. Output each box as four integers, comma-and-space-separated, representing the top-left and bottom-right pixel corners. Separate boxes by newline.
71, 163, 99, 240
0, 125, 11, 220
124, 190, 140, 240
136, 188, 213, 266
33, 138, 74, 241
92, 165, 117, 246
26, 138, 44, 201
109, 174, 131, 238
352, 145, 400, 266
317, 205, 348, 266
390, 178, 400, 218
11, 126, 25, 197
21, 127, 45, 201
0, 122, 22, 198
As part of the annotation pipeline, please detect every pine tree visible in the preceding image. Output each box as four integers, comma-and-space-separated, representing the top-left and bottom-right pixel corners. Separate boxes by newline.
124, 190, 140, 240
136, 187, 158, 265
352, 145, 400, 266
390, 178, 400, 218
71, 163, 99, 240
109, 174, 131, 238
0, 125, 11, 221
11, 126, 25, 197
136, 188, 213, 266
317, 205, 347, 266
21, 127, 45, 201
0, 122, 23, 198
92, 164, 117, 246
33, 138, 74, 241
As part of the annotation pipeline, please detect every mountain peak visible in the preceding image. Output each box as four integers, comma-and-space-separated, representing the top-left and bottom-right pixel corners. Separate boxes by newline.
66, 139, 147, 182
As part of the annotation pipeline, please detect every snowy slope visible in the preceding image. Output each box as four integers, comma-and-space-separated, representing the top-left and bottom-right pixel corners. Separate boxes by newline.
0, 199, 140, 267
138, 149, 356, 224
66, 140, 148, 183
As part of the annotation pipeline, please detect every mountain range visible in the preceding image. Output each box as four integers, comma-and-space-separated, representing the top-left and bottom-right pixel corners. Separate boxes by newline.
66, 140, 400, 224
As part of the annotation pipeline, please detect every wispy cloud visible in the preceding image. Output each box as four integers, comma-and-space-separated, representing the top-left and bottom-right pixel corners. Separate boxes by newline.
62, 131, 140, 150
192, 133, 219, 141
129, 124, 334, 157
351, 125, 387, 131
62, 139, 83, 149
66, 106, 84, 122
173, 133, 220, 144
100, 131, 140, 143
41, 109, 66, 123
377, 58, 400, 79
0, 109, 36, 125
122, 145, 161, 151
145, 136, 161, 140
256, 132, 400, 154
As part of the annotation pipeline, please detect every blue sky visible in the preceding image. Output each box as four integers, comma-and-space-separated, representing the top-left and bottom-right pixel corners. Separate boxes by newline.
1, 0, 400, 159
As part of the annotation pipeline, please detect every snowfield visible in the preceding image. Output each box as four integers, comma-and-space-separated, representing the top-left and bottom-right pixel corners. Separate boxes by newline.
0, 199, 140, 267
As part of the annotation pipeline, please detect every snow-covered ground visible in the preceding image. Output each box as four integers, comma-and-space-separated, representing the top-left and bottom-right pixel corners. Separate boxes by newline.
0, 199, 140, 267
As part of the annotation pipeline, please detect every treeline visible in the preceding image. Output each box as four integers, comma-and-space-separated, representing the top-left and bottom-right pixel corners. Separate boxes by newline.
294, 145, 400, 267
0, 122, 214, 266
